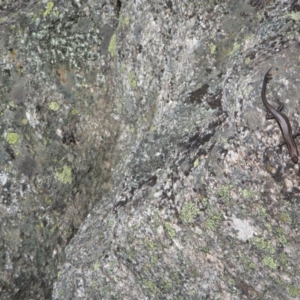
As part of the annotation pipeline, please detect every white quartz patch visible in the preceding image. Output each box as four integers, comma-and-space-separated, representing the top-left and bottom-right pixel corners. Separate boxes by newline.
231, 217, 255, 242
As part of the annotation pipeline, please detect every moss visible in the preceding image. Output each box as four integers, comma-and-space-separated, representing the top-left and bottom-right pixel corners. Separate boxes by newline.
242, 189, 255, 199
165, 222, 176, 239
262, 256, 277, 270
241, 255, 255, 270
255, 237, 275, 254
143, 280, 156, 294
162, 279, 172, 290
217, 184, 232, 201
288, 286, 299, 298
150, 255, 158, 265
22, 118, 28, 125
279, 252, 288, 266
180, 201, 200, 223
56, 165, 72, 184
279, 212, 291, 223
259, 207, 267, 218
276, 228, 287, 245
146, 240, 155, 250
6, 132, 20, 145
228, 278, 235, 286
108, 33, 117, 56
201, 245, 209, 253
49, 101, 60, 111
206, 218, 217, 231
264, 222, 272, 232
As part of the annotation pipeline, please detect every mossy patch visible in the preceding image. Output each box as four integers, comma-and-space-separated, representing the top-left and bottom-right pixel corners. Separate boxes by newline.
165, 222, 176, 239
180, 201, 200, 223
262, 256, 277, 270
205, 212, 222, 231
288, 286, 299, 298
242, 189, 255, 199
56, 165, 72, 184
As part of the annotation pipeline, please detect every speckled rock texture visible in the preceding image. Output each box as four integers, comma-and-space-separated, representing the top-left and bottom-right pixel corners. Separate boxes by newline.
1, 0, 300, 299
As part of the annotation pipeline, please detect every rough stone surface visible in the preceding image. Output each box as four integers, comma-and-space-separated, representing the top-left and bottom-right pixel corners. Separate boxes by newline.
0, 0, 300, 299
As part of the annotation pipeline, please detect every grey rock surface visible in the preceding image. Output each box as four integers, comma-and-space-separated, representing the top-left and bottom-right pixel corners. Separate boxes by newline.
1, 0, 300, 299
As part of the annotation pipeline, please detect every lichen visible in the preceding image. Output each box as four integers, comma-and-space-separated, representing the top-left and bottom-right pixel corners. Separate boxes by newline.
287, 12, 300, 22
262, 256, 277, 270
255, 237, 276, 254
288, 286, 299, 298
108, 33, 117, 57
49, 101, 60, 111
209, 43, 216, 54
22, 118, 28, 125
128, 71, 137, 87
56, 165, 72, 184
71, 108, 79, 115
165, 222, 176, 239
230, 42, 240, 56
6, 132, 20, 145
42, 1, 59, 17
193, 158, 199, 168
180, 201, 200, 223
242, 189, 255, 199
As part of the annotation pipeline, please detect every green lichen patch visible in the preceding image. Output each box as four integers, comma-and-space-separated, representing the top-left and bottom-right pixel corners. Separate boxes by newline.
262, 256, 277, 270
180, 201, 200, 223
193, 158, 199, 168
288, 285, 299, 298
165, 222, 176, 239
41, 1, 59, 17
230, 42, 240, 56
6, 132, 20, 145
254, 237, 276, 254
56, 165, 72, 184
209, 43, 216, 54
108, 33, 117, 56
43, 2, 54, 17
242, 189, 255, 199
49, 102, 60, 111
287, 12, 300, 22
128, 71, 137, 87
22, 118, 28, 125
205, 212, 222, 231
71, 108, 79, 115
